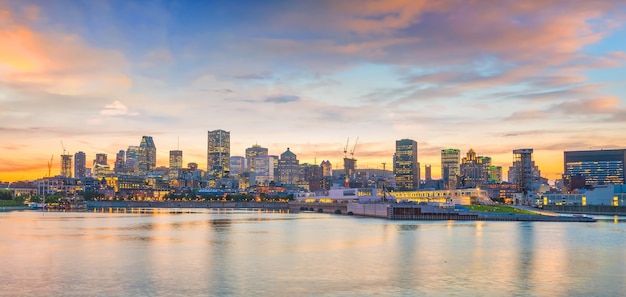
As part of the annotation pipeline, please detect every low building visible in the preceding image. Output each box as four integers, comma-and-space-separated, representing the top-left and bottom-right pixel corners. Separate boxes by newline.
542, 184, 626, 206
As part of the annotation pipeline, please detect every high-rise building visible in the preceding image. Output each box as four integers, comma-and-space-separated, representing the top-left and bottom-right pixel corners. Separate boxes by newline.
94, 153, 108, 166
441, 148, 460, 189
487, 165, 503, 183
114, 150, 125, 173
321, 160, 332, 177
138, 136, 157, 174
509, 148, 539, 204
169, 150, 183, 169
74, 151, 86, 178
207, 130, 230, 178
394, 139, 420, 190
60, 154, 72, 177
459, 149, 491, 187
278, 148, 299, 185
244, 144, 268, 185
126, 146, 139, 174
425, 164, 432, 182
229, 156, 246, 176
564, 149, 625, 187
169, 150, 183, 180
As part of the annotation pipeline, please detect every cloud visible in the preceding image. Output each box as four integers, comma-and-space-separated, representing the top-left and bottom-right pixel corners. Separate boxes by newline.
0, 5, 130, 96
234, 71, 273, 80
100, 100, 139, 116
264, 95, 301, 104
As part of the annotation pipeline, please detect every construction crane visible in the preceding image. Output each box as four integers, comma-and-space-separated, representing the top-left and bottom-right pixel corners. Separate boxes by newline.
350, 136, 359, 159
343, 137, 349, 159
60, 140, 67, 155
47, 155, 53, 177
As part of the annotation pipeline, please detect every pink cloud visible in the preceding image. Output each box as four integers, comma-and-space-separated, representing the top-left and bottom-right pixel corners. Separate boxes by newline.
0, 5, 130, 96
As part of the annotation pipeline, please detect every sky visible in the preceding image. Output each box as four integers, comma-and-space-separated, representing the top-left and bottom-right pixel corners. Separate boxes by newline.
1, 0, 626, 182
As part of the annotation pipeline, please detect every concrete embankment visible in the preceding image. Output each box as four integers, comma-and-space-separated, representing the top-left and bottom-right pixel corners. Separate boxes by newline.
287, 202, 348, 214
0, 206, 29, 212
543, 205, 626, 215
88, 201, 288, 209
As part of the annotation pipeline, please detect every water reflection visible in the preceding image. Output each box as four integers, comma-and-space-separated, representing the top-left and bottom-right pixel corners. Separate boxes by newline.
1, 210, 625, 296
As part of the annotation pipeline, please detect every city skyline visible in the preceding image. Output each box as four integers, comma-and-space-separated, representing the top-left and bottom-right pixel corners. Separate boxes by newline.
2, 1, 626, 182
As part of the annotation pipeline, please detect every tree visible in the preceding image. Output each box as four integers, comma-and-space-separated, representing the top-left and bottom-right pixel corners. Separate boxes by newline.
0, 190, 12, 201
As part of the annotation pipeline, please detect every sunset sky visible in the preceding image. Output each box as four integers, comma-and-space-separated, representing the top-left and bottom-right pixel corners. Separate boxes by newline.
1, 0, 626, 182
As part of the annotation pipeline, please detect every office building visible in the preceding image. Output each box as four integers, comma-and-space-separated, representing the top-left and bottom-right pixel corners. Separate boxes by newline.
207, 130, 230, 178
94, 153, 107, 166
509, 149, 540, 204
394, 139, 420, 190
278, 148, 299, 185
60, 154, 72, 177
441, 148, 460, 189
74, 151, 86, 179
564, 149, 625, 187
321, 160, 332, 177
125, 146, 139, 174
229, 156, 246, 176
114, 150, 125, 173
459, 149, 491, 187
138, 136, 157, 174
169, 150, 183, 181
425, 165, 432, 182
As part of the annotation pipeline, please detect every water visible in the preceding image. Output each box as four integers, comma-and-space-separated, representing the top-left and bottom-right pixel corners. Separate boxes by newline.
1, 209, 625, 297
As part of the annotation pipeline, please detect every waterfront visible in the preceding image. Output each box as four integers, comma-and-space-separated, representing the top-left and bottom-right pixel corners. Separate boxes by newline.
1, 209, 625, 296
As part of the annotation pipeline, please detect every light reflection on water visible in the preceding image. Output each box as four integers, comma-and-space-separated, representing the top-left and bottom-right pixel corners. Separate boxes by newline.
1, 209, 625, 297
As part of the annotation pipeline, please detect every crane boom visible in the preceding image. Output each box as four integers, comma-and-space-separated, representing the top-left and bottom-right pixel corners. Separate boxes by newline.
343, 137, 349, 158
350, 137, 359, 159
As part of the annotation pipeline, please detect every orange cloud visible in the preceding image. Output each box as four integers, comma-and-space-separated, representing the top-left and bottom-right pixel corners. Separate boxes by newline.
0, 5, 130, 95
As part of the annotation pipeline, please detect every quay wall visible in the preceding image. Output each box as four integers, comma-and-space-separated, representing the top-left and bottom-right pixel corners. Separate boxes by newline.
347, 203, 389, 218
287, 202, 347, 214
88, 201, 288, 209
543, 205, 626, 215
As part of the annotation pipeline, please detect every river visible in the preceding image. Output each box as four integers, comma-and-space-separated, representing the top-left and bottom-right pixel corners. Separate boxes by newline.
1, 209, 624, 296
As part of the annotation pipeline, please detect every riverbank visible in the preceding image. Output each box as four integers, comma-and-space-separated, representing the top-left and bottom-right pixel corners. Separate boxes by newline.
0, 206, 29, 212
88, 201, 289, 209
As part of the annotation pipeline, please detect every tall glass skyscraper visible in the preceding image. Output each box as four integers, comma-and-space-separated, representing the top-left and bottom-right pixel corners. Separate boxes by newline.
394, 139, 420, 190
207, 130, 230, 178
441, 148, 460, 189
138, 136, 156, 174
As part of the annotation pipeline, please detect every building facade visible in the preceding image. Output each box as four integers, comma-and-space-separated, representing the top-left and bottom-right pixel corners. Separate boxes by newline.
207, 130, 230, 178
441, 148, 460, 189
74, 151, 86, 179
394, 139, 420, 190
563, 149, 626, 187
278, 148, 300, 186
60, 154, 72, 177
138, 136, 157, 174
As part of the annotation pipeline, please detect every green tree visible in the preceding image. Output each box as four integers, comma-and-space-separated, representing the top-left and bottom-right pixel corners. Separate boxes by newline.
0, 190, 12, 201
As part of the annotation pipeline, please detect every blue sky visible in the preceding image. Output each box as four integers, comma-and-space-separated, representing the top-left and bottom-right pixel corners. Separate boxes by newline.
1, 0, 626, 181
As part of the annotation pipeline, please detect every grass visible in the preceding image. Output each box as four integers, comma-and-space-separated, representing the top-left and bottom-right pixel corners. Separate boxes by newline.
468, 205, 539, 215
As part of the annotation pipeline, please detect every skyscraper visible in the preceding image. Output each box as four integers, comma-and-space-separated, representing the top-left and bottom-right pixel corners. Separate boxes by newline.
394, 139, 420, 190
94, 153, 107, 166
61, 154, 72, 177
441, 148, 460, 189
321, 160, 332, 177
114, 150, 125, 173
138, 136, 157, 174
278, 148, 299, 185
510, 148, 539, 205
425, 164, 432, 182
207, 130, 230, 178
74, 151, 86, 179
169, 150, 183, 180
229, 156, 246, 176
459, 149, 490, 187
126, 146, 139, 174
